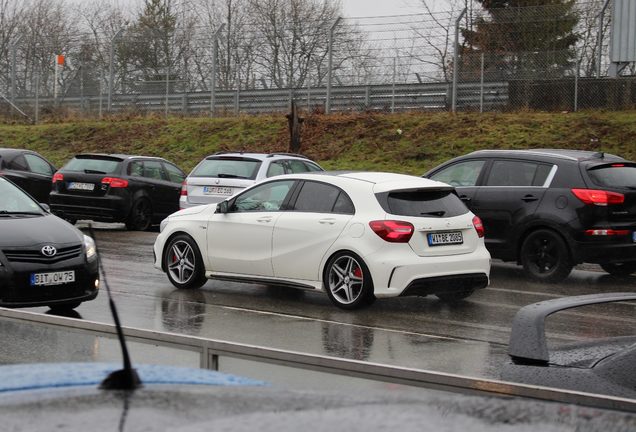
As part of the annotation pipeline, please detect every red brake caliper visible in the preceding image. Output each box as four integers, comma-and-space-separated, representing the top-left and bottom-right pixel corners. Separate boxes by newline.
353, 267, 362, 279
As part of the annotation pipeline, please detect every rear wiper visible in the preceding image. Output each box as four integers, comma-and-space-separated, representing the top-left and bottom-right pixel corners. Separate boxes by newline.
217, 173, 248, 179
84, 169, 107, 174
420, 211, 446, 217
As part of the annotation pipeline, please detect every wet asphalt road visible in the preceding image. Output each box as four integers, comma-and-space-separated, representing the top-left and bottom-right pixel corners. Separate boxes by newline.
29, 223, 636, 380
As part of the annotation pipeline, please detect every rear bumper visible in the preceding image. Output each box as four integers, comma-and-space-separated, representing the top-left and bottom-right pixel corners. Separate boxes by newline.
571, 234, 636, 265
50, 192, 130, 222
365, 247, 491, 298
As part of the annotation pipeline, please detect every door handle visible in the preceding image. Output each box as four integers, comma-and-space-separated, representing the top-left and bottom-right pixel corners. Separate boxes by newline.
257, 216, 273, 223
459, 195, 471, 202
319, 218, 336, 225
522, 194, 538, 202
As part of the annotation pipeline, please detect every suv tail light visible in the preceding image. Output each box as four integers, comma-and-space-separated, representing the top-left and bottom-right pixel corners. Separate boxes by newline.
473, 216, 485, 238
101, 177, 129, 188
180, 181, 188, 196
585, 229, 630, 236
369, 220, 414, 243
571, 189, 624, 206
52, 172, 64, 183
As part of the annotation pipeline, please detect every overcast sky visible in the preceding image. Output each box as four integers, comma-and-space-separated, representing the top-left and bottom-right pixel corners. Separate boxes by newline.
340, 0, 425, 18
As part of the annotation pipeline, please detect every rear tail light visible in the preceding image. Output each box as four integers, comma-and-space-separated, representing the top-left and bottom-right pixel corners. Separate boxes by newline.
101, 177, 129, 188
52, 172, 64, 183
585, 229, 630, 236
571, 189, 624, 206
472, 215, 485, 238
180, 181, 188, 196
369, 220, 414, 243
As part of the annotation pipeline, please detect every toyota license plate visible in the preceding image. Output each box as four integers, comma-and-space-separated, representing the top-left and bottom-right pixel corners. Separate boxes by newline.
428, 231, 463, 246
203, 186, 233, 195
30, 271, 75, 286
67, 182, 95, 191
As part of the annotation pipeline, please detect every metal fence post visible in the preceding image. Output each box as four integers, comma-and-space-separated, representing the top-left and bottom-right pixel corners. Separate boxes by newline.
108, 28, 125, 113
391, 57, 396, 113
326, 17, 342, 114
235, 88, 240, 114
574, 54, 579, 112
480, 52, 485, 113
99, 69, 104, 119
34, 72, 39, 124
165, 64, 170, 118
10, 35, 23, 104
595, 0, 611, 78
452, 8, 467, 113
210, 24, 225, 116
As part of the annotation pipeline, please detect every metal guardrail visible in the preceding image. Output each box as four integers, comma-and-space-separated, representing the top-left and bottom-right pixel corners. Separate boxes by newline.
1, 307, 635, 412
10, 81, 509, 115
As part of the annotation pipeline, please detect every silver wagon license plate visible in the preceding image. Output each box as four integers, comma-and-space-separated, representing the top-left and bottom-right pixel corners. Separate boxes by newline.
203, 186, 233, 195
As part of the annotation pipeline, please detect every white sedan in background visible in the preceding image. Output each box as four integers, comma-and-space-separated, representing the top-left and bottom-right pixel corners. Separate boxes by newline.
154, 172, 490, 310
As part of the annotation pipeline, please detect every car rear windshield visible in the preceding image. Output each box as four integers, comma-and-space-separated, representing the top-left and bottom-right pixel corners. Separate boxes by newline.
376, 189, 469, 218
63, 156, 122, 174
191, 157, 261, 180
587, 163, 636, 189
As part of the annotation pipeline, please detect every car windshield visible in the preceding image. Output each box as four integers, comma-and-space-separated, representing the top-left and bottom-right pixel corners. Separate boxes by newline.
191, 157, 261, 180
63, 156, 121, 174
587, 164, 636, 189
0, 178, 45, 215
378, 189, 469, 217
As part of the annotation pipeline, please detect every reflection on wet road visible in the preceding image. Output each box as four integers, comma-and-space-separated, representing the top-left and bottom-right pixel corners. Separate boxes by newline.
30, 223, 636, 380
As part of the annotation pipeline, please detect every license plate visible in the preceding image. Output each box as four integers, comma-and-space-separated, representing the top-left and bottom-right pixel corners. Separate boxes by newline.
30, 270, 75, 286
68, 182, 95, 191
428, 231, 463, 246
633, 231, 636, 243
203, 186, 233, 195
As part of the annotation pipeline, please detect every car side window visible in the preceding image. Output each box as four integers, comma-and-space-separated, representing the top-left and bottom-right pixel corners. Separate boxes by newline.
287, 159, 311, 174
8, 155, 28, 171
486, 160, 551, 186
292, 181, 343, 213
232, 180, 295, 212
143, 160, 168, 181
266, 161, 286, 177
303, 161, 322, 172
163, 162, 185, 183
129, 161, 144, 177
24, 154, 53, 176
429, 160, 485, 187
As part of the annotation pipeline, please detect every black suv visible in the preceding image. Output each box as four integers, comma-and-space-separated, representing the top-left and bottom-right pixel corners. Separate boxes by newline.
50, 154, 186, 230
425, 149, 636, 281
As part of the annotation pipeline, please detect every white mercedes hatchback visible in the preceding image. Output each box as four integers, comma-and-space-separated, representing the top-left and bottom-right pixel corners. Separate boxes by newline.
154, 172, 491, 309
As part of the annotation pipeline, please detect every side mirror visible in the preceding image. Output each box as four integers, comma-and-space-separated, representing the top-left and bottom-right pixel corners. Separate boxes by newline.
39, 203, 51, 212
216, 201, 228, 214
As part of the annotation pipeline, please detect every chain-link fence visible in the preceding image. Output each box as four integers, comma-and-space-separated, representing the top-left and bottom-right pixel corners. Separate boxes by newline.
0, 0, 633, 121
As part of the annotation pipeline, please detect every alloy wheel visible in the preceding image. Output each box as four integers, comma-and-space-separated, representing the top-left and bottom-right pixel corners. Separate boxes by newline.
328, 255, 364, 305
168, 240, 196, 284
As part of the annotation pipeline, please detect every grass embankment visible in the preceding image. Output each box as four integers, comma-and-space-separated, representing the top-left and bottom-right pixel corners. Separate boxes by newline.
0, 111, 635, 174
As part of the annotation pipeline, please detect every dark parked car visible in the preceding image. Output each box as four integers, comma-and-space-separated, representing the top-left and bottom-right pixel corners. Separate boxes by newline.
50, 154, 186, 230
0, 148, 57, 203
425, 149, 636, 281
0, 176, 99, 310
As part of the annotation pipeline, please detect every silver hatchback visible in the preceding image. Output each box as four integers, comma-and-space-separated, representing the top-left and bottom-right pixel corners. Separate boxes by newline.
179, 152, 323, 209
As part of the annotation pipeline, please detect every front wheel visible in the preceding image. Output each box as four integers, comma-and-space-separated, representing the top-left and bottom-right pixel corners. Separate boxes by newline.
126, 198, 152, 231
163, 234, 207, 289
520, 229, 572, 283
324, 251, 375, 310
600, 262, 636, 277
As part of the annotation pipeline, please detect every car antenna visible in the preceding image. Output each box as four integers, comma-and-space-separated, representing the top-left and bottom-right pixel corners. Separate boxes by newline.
88, 223, 142, 390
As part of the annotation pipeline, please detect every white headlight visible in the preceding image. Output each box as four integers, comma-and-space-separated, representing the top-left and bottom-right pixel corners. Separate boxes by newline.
83, 235, 97, 260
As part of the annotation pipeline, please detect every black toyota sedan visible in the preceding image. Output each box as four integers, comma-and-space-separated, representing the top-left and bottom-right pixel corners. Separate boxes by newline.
50, 154, 186, 230
0, 177, 99, 311
0, 148, 57, 203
